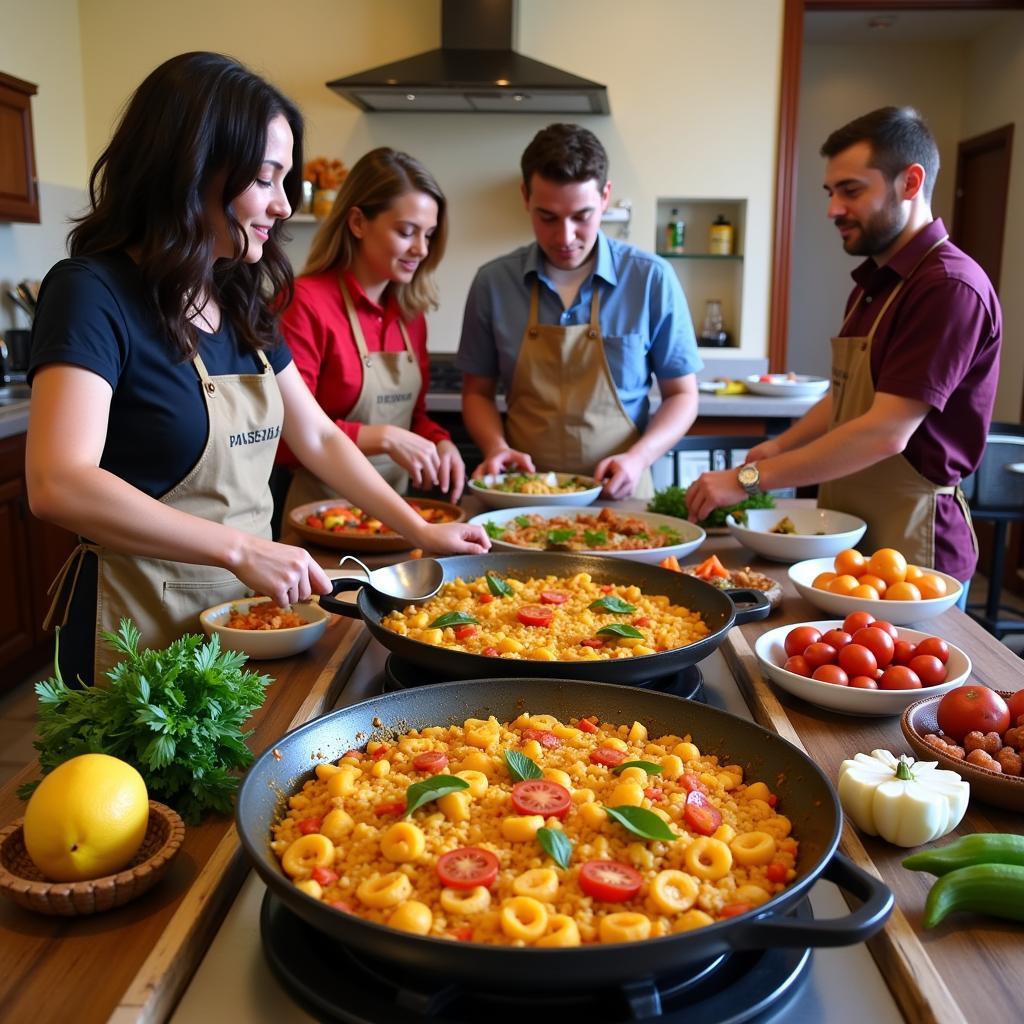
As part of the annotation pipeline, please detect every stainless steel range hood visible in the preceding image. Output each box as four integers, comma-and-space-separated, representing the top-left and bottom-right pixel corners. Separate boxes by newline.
326, 0, 609, 114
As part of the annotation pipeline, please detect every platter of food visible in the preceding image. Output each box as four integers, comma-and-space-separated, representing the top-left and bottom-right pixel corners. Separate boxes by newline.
467, 505, 705, 564
468, 472, 603, 509
743, 374, 830, 399
659, 553, 783, 609
288, 497, 465, 552
725, 507, 866, 562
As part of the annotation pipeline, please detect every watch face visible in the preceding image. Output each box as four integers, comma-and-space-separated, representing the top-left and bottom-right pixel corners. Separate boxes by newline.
739, 465, 757, 485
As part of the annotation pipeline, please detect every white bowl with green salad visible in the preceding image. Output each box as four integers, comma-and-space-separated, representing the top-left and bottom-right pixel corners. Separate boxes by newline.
467, 505, 705, 564
468, 471, 602, 509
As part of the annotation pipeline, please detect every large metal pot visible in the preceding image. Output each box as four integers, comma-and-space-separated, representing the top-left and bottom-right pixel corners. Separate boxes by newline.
318, 552, 771, 683
237, 678, 892, 990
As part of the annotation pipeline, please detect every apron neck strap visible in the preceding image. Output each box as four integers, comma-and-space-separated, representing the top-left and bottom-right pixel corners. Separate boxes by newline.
527, 277, 601, 328
192, 352, 211, 380
528, 279, 542, 328
589, 280, 601, 328
339, 275, 372, 366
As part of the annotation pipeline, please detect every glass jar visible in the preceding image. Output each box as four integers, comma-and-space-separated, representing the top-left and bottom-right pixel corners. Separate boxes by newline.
699, 300, 730, 347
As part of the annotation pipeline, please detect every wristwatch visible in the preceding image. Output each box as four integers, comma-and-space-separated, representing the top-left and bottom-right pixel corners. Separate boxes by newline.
737, 463, 761, 497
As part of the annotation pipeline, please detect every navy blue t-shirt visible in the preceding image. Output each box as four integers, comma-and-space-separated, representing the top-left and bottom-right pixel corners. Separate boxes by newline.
29, 251, 292, 498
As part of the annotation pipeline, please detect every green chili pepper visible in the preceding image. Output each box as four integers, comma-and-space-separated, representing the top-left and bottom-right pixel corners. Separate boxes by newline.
922, 863, 1024, 929
903, 833, 1024, 876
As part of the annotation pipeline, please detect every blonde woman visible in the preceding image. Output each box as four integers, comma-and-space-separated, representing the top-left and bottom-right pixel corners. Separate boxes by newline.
277, 148, 465, 512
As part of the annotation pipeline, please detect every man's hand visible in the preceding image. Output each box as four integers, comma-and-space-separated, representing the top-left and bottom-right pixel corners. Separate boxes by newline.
743, 438, 782, 464
435, 439, 466, 502
685, 468, 746, 524
594, 450, 648, 500
471, 447, 536, 479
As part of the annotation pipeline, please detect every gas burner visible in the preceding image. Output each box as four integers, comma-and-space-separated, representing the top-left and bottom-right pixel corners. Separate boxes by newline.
382, 655, 706, 703
260, 892, 812, 1023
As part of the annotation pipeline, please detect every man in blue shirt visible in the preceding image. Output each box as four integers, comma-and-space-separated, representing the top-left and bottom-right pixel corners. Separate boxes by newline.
456, 124, 702, 499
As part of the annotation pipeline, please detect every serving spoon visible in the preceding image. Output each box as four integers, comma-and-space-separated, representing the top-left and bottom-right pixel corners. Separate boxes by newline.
325, 555, 443, 605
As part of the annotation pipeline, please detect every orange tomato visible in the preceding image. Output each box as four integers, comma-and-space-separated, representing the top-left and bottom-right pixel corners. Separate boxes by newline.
827, 574, 861, 596
850, 584, 881, 600
904, 564, 925, 583
885, 581, 922, 601
857, 573, 888, 596
812, 571, 838, 590
833, 549, 867, 578
916, 574, 948, 600
866, 548, 907, 587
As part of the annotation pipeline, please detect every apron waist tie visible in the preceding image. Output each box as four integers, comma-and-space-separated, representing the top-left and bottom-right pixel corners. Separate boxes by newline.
42, 542, 98, 633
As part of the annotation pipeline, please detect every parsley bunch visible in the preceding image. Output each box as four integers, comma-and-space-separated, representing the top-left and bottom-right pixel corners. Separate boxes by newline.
17, 619, 272, 823
648, 486, 775, 529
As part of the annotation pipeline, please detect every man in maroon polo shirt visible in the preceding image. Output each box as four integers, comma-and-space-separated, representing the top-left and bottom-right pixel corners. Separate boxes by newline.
687, 107, 1001, 599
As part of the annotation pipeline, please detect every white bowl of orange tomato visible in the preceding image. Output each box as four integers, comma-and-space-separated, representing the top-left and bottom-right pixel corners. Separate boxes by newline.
788, 547, 961, 624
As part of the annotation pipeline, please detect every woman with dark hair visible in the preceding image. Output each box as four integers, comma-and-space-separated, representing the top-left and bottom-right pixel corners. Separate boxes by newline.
26, 53, 488, 685
276, 147, 465, 515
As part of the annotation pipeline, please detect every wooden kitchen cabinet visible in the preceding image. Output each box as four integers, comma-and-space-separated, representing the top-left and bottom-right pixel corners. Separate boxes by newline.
0, 72, 39, 223
0, 433, 76, 687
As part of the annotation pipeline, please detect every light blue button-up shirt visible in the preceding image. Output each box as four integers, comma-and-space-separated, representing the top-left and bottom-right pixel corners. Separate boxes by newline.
456, 232, 702, 431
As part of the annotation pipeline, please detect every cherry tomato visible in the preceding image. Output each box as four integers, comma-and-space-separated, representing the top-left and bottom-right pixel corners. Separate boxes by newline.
879, 665, 922, 690
578, 860, 643, 902
511, 779, 572, 818
681, 773, 709, 794
765, 863, 788, 884
478, 593, 495, 604
436, 847, 500, 889
644, 787, 664, 801
296, 817, 323, 835
580, 637, 605, 649
783, 655, 812, 677
891, 640, 918, 665
849, 675, 879, 689
517, 605, 554, 627
329, 900, 352, 913
1007, 689, 1024, 723
449, 926, 474, 942
684, 790, 723, 835
578, 717, 599, 733
908, 654, 948, 687
374, 800, 406, 816
633, 616, 651, 627
821, 629, 853, 651
913, 637, 949, 664
482, 646, 499, 657
812, 664, 849, 686
454, 625, 478, 641
852, 626, 895, 668
871, 619, 900, 642
590, 747, 628, 767
600, 585, 614, 593
311, 866, 338, 887
802, 642, 838, 669
412, 750, 449, 774
370, 745, 390, 761
937, 685, 1011, 742
838, 643, 877, 678
843, 611, 876, 635
719, 903, 753, 919
785, 626, 822, 657
521, 728, 562, 748
540, 590, 569, 604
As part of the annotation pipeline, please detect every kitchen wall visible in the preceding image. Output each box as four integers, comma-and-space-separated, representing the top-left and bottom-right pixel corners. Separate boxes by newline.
788, 16, 1024, 424
0, 0, 89, 329
67, 0, 784, 357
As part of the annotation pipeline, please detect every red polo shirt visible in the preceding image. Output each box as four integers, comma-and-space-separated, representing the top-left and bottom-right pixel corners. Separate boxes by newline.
275, 269, 449, 468
840, 218, 1002, 578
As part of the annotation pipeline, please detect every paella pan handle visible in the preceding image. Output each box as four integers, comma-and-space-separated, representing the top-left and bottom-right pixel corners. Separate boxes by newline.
725, 851, 893, 949
318, 579, 364, 619
723, 588, 772, 625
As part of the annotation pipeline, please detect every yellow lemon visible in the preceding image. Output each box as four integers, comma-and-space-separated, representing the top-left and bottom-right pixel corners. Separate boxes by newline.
23, 754, 149, 882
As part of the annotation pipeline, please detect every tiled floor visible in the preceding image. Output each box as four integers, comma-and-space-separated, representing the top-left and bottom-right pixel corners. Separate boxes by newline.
1, 579, 1022, 791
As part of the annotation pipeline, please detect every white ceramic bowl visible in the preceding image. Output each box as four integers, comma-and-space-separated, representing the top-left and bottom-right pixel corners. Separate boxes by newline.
199, 597, 330, 660
755, 619, 971, 717
788, 557, 962, 624
468, 472, 602, 509
467, 506, 706, 564
744, 374, 830, 399
726, 508, 866, 563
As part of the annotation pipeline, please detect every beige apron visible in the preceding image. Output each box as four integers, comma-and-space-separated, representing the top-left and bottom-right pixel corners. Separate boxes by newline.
505, 280, 654, 498
818, 235, 975, 568
284, 277, 421, 516
45, 348, 283, 684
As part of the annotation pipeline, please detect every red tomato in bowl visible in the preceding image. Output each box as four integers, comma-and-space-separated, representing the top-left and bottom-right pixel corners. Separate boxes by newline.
891, 640, 918, 665
821, 629, 853, 651
838, 643, 877, 678
578, 860, 643, 902
803, 643, 837, 669
913, 636, 949, 664
908, 654, 947, 687
852, 627, 895, 668
849, 675, 879, 689
1008, 689, 1024, 723
812, 664, 849, 686
783, 655, 812, 677
871, 620, 900, 642
937, 685, 1011, 742
842, 611, 876, 635
436, 847, 500, 889
879, 665, 922, 690
785, 626, 822, 658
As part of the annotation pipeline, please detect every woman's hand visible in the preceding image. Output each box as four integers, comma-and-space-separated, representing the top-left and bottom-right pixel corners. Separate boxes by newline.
436, 439, 466, 502
360, 424, 441, 489
743, 439, 782, 464
684, 469, 745, 525
233, 535, 332, 609
471, 446, 535, 479
420, 521, 491, 555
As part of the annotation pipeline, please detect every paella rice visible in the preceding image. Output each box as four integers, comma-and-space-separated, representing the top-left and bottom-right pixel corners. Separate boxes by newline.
379, 571, 710, 660
270, 712, 799, 945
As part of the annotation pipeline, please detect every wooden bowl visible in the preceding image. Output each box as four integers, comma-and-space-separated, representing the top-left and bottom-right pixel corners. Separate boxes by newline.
0, 800, 185, 916
901, 691, 1024, 812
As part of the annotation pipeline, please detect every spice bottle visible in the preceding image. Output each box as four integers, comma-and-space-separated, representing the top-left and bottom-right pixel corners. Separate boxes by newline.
709, 215, 734, 256
664, 209, 686, 254
699, 300, 730, 347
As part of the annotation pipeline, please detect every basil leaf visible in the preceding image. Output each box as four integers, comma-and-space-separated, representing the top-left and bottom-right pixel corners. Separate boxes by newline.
483, 521, 506, 539
545, 529, 576, 545
605, 805, 677, 842
596, 624, 645, 640
428, 611, 480, 629
537, 826, 573, 870
486, 572, 514, 598
612, 760, 664, 776
504, 749, 543, 781
588, 595, 638, 614
515, 515, 533, 527
583, 530, 608, 547
404, 775, 469, 818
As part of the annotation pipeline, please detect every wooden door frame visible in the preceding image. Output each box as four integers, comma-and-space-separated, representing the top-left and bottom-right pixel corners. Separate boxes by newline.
769, 0, 1024, 371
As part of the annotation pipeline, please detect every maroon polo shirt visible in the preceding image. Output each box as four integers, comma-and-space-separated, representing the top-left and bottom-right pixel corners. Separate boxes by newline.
840, 218, 1002, 579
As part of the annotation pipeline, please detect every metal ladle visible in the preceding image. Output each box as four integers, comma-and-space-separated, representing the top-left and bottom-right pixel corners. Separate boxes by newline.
325, 555, 443, 606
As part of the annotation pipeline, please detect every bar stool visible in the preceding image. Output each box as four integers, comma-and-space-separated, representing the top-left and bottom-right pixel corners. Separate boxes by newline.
962, 422, 1024, 639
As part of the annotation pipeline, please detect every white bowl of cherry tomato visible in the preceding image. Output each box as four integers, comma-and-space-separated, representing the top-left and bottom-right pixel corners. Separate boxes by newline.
754, 612, 971, 717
